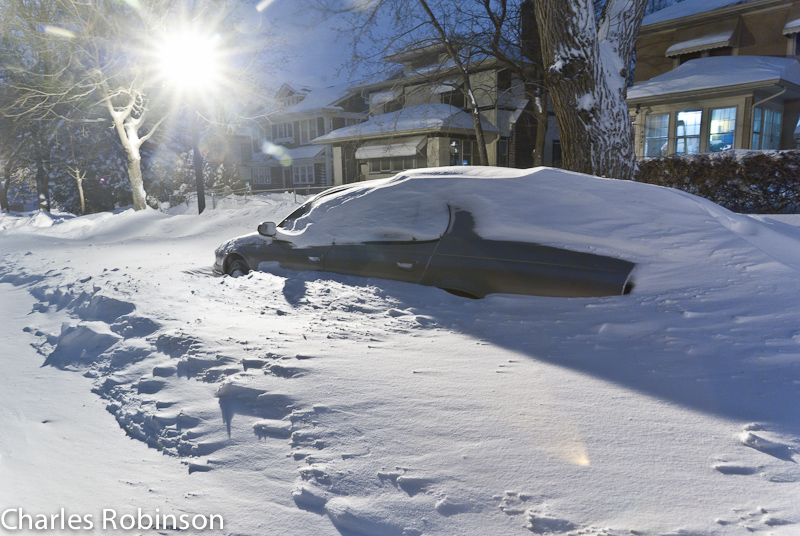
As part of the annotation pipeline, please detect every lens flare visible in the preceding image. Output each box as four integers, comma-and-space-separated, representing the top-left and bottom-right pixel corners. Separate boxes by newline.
43, 26, 75, 39
261, 141, 293, 167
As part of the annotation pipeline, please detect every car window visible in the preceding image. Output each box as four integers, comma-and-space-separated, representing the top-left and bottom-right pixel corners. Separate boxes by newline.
279, 185, 354, 231
276, 180, 450, 247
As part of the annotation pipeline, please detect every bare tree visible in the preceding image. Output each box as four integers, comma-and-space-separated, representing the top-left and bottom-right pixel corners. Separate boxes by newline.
416, 0, 491, 165
455, 0, 549, 166
1, 0, 271, 212
533, 0, 648, 181
0, 0, 90, 211
319, 0, 501, 165
318, 0, 555, 167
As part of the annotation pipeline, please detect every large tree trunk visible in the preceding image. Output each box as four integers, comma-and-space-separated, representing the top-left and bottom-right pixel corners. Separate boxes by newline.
125, 150, 147, 211
34, 125, 50, 212
0, 164, 10, 213
532, 89, 548, 167
190, 110, 206, 214
533, 0, 647, 181
104, 89, 166, 211
468, 102, 490, 166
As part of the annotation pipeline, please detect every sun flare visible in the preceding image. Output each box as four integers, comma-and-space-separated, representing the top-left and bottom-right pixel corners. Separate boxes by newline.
157, 30, 223, 95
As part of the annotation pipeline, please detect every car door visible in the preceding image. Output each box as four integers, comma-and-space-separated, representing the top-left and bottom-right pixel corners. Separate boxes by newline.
322, 239, 439, 284
254, 240, 331, 273
420, 207, 635, 298
320, 193, 450, 285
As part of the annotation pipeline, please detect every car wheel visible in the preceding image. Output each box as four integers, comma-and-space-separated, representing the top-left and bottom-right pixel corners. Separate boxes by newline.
226, 258, 250, 277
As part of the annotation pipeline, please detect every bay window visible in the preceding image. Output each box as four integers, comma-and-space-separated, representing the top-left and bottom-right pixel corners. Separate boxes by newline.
644, 113, 669, 158
708, 107, 736, 152
675, 110, 701, 155
752, 107, 782, 150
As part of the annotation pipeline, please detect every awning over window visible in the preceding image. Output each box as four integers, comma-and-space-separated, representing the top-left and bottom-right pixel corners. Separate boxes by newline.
355, 137, 427, 159
665, 19, 739, 57
783, 5, 800, 35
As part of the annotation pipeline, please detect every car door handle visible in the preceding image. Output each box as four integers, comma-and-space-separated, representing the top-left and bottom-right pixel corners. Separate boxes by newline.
396, 261, 417, 271
308, 256, 322, 263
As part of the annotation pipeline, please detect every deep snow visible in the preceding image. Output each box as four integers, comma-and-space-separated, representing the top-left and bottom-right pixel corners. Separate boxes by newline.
2, 168, 800, 535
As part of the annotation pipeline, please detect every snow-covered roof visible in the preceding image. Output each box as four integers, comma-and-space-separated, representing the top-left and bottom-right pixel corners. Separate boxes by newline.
642, 0, 760, 26
628, 56, 800, 100
278, 83, 353, 115
312, 103, 498, 143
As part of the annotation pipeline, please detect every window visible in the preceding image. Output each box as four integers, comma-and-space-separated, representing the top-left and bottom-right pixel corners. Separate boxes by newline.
709, 107, 736, 152
242, 138, 253, 161
308, 119, 318, 141
644, 114, 669, 157
253, 167, 270, 185
270, 166, 284, 186
299, 120, 308, 143
552, 140, 562, 168
276, 122, 294, 141
298, 119, 320, 144
459, 140, 480, 166
292, 164, 315, 184
497, 138, 509, 167
369, 156, 416, 174
752, 107, 782, 150
675, 110, 701, 155
678, 51, 703, 65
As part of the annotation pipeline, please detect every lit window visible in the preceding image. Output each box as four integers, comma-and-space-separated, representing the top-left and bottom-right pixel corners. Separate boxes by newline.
459, 140, 479, 165
709, 107, 736, 152
644, 113, 669, 157
752, 107, 782, 150
675, 110, 701, 155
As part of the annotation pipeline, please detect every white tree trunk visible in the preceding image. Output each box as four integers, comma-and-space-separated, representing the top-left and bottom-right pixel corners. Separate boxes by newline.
533, 0, 647, 181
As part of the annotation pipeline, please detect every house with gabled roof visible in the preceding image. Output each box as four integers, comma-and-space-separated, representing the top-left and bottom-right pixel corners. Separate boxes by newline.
310, 44, 552, 184
628, 0, 800, 158
242, 83, 368, 191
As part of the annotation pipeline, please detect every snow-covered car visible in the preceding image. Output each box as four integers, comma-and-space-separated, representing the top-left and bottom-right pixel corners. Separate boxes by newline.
213, 169, 636, 298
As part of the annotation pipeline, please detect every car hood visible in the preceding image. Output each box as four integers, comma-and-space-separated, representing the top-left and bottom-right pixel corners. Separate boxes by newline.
214, 233, 272, 257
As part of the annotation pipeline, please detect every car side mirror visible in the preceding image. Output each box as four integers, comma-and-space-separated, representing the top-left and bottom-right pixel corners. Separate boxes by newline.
258, 221, 277, 237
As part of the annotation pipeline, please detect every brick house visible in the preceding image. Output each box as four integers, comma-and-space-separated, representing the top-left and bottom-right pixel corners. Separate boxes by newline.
629, 0, 800, 158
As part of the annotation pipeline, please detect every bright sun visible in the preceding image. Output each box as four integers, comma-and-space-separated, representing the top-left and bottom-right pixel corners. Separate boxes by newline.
158, 30, 223, 94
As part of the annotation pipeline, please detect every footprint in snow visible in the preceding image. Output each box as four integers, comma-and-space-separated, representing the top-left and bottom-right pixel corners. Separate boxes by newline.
739, 429, 796, 462
716, 506, 796, 532
377, 468, 434, 497
494, 490, 534, 516
712, 462, 762, 476
524, 509, 577, 533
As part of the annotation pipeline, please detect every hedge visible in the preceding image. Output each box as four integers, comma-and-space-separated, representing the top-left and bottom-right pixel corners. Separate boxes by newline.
633, 150, 800, 214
